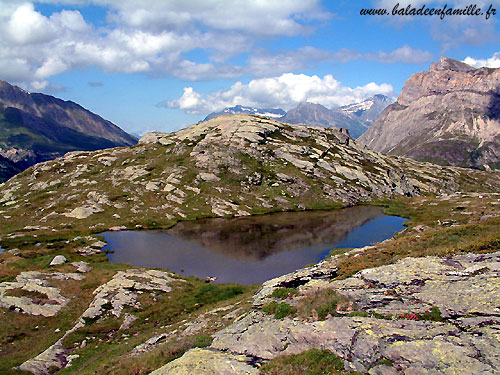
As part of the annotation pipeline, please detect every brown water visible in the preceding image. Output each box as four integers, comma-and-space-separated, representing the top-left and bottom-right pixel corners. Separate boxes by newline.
103, 206, 406, 284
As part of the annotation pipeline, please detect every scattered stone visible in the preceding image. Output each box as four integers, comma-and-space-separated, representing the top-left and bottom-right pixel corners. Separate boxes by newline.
91, 240, 107, 248
19, 269, 179, 375
71, 262, 92, 273
120, 313, 138, 330
109, 225, 127, 231
199, 172, 220, 182
50, 255, 67, 266
63, 206, 103, 219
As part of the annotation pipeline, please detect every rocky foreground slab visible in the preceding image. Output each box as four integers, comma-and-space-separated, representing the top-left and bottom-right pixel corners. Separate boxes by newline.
152, 250, 500, 374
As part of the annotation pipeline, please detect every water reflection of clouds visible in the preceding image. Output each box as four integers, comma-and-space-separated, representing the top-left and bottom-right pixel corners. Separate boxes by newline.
104, 208, 406, 285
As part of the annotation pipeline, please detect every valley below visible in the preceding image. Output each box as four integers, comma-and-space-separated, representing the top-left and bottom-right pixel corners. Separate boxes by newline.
0, 114, 500, 374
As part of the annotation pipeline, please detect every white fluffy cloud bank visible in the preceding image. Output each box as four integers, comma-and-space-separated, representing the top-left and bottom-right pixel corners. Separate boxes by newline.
463, 52, 500, 68
163, 73, 394, 115
0, 0, 330, 87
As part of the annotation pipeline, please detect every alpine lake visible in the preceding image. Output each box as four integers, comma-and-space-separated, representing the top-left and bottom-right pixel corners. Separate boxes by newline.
103, 206, 406, 285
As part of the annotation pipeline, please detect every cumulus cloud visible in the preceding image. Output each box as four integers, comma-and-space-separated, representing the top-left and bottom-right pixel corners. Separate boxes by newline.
162, 73, 394, 115
105, 0, 331, 35
248, 47, 333, 76
463, 52, 500, 68
0, 0, 331, 86
334, 45, 433, 64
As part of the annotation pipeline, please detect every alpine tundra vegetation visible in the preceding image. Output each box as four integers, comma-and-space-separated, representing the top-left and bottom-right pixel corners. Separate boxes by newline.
0, 114, 499, 374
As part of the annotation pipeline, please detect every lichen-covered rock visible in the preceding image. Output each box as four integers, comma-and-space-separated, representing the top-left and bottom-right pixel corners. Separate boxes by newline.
19, 269, 179, 375
0, 271, 84, 317
150, 348, 258, 375
159, 251, 500, 374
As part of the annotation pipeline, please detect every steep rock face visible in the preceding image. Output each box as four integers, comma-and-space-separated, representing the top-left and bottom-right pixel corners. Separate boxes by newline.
0, 80, 137, 181
359, 57, 500, 169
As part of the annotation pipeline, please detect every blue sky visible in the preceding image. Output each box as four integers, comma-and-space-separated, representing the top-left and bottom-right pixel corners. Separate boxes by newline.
1, 0, 499, 135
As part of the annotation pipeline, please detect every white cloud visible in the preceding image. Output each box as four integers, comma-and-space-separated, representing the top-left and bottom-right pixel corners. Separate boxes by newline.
0, 0, 331, 85
334, 45, 433, 64
6, 3, 56, 44
163, 73, 394, 115
104, 0, 331, 35
463, 52, 500, 68
248, 47, 333, 76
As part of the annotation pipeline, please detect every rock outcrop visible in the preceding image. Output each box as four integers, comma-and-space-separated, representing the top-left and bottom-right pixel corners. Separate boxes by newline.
156, 250, 500, 374
18, 269, 178, 375
1, 114, 500, 237
360, 57, 500, 170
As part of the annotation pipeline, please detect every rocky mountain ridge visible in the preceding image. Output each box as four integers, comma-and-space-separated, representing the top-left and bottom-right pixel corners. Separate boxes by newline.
0, 80, 137, 182
281, 95, 392, 138
1, 114, 499, 238
359, 57, 500, 169
203, 105, 286, 121
203, 95, 392, 139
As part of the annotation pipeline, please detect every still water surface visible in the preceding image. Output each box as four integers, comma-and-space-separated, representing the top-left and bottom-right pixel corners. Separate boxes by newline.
104, 206, 406, 284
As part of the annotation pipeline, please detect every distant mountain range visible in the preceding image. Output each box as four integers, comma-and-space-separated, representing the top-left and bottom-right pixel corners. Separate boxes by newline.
202, 95, 392, 139
0, 80, 137, 182
359, 57, 500, 170
203, 105, 286, 121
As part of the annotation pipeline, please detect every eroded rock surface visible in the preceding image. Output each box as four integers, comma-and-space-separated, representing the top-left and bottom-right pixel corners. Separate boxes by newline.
19, 269, 179, 375
0, 271, 84, 317
160, 251, 500, 374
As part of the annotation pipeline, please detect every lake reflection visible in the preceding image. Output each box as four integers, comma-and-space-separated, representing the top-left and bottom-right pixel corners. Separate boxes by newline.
103, 206, 406, 285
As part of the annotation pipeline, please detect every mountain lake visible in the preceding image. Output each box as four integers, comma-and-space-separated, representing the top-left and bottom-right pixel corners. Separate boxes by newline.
103, 206, 406, 284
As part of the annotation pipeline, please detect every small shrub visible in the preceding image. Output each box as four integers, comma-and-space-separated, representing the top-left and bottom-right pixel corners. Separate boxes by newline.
262, 301, 296, 319
194, 335, 213, 348
374, 358, 393, 367
271, 287, 298, 299
418, 306, 444, 322
347, 311, 369, 318
297, 289, 351, 320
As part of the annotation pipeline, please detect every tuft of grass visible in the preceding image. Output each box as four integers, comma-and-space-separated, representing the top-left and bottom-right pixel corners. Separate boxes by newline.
262, 301, 296, 319
260, 348, 363, 375
374, 358, 393, 367
193, 284, 246, 305
271, 287, 298, 299
418, 306, 444, 322
296, 289, 351, 320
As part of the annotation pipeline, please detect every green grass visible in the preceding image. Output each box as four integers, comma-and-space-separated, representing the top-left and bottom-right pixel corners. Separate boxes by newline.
262, 301, 296, 319
271, 287, 298, 299
296, 289, 351, 320
260, 348, 363, 375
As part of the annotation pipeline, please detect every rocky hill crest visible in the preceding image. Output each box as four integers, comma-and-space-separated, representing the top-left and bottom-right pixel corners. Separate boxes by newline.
1, 114, 499, 237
